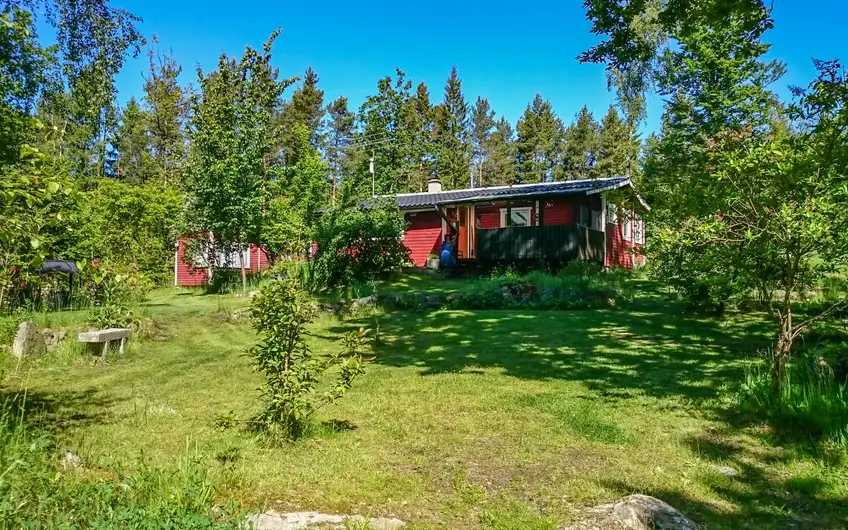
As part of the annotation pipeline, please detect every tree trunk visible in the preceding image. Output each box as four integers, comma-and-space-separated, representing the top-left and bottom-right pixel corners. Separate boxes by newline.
772, 308, 794, 396
238, 240, 248, 292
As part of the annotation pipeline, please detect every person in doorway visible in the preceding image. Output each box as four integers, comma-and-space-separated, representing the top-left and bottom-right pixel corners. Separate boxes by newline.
440, 234, 456, 269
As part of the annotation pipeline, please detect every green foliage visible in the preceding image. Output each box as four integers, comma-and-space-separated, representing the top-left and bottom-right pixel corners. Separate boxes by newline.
325, 96, 355, 201
562, 105, 600, 179
740, 355, 848, 445
516, 93, 563, 183
447, 266, 629, 310
0, 401, 237, 528
309, 201, 409, 291
88, 302, 137, 329
76, 259, 152, 307
188, 30, 295, 290
596, 105, 636, 178
434, 65, 470, 189
279, 66, 325, 165
73, 179, 183, 283
248, 280, 367, 440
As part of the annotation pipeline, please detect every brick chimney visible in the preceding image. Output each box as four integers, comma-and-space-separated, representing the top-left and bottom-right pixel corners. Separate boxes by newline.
427, 178, 442, 193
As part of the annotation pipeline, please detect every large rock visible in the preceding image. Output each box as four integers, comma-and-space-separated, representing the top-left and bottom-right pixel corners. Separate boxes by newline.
561, 495, 696, 530
250, 511, 405, 530
12, 321, 46, 359
610, 495, 696, 530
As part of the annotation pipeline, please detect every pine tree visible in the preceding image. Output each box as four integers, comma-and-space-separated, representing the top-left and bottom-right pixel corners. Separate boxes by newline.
563, 106, 600, 179
325, 96, 355, 202
470, 96, 496, 187
280, 66, 325, 165
113, 98, 155, 183
595, 105, 632, 177
143, 44, 190, 187
433, 65, 469, 189
516, 94, 562, 183
483, 117, 516, 186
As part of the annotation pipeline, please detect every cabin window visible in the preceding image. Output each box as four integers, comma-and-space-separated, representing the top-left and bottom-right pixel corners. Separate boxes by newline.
634, 215, 645, 244
500, 207, 532, 227
607, 206, 618, 224
622, 213, 633, 241
215, 244, 251, 269
579, 204, 603, 230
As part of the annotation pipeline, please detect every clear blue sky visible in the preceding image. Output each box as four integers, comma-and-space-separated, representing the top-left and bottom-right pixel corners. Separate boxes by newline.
100, 0, 846, 135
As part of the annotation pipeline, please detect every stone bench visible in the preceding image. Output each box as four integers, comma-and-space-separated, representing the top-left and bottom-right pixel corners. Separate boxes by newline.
78, 328, 131, 360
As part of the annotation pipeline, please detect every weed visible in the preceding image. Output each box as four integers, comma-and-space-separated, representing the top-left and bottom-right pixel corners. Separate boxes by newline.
739, 352, 848, 444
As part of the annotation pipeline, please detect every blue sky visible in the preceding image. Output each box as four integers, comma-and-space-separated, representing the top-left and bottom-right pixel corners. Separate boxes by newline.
92, 1, 848, 134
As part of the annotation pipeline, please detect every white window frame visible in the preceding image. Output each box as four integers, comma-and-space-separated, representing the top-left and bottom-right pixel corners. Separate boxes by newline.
634, 215, 645, 244
215, 244, 251, 269
500, 207, 532, 228
607, 205, 618, 224
622, 211, 633, 242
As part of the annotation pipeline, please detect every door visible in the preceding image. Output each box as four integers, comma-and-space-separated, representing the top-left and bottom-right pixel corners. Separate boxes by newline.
458, 206, 469, 259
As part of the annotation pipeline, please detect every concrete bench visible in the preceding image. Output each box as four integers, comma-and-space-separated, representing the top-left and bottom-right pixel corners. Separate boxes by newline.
78, 328, 131, 360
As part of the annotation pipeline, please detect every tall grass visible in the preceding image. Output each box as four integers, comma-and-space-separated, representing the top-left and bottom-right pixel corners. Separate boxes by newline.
0, 398, 238, 529
740, 354, 848, 445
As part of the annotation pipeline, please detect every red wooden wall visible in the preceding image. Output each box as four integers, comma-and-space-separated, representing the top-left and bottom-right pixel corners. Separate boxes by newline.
403, 211, 442, 267
175, 237, 270, 287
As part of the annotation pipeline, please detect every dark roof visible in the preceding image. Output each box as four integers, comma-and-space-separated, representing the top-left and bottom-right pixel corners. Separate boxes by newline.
391, 176, 630, 210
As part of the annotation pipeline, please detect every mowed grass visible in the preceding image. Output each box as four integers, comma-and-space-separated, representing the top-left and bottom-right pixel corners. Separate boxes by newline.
3, 281, 847, 529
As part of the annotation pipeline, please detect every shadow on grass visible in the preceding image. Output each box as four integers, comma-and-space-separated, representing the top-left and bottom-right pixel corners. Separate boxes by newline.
600, 429, 848, 529
334, 301, 771, 404
1, 388, 117, 432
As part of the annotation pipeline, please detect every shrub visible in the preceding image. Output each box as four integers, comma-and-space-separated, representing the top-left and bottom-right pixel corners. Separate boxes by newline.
88, 303, 137, 329
308, 200, 409, 291
739, 353, 848, 445
248, 280, 367, 440
446, 266, 628, 311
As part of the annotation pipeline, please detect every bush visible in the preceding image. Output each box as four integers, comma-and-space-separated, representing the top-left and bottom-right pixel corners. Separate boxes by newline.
447, 266, 629, 310
308, 200, 409, 291
88, 303, 137, 330
0, 400, 238, 528
739, 353, 848, 445
248, 280, 367, 440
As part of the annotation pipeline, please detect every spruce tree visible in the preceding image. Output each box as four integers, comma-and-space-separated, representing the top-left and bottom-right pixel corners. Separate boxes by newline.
113, 98, 155, 183
399, 82, 436, 192
143, 44, 190, 187
595, 105, 632, 177
516, 94, 562, 183
483, 117, 516, 186
470, 96, 496, 187
280, 66, 325, 165
433, 65, 469, 189
326, 96, 355, 202
563, 106, 600, 179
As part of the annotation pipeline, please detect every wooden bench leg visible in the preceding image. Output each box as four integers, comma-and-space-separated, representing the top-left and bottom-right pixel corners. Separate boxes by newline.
101, 340, 109, 362
119, 337, 127, 357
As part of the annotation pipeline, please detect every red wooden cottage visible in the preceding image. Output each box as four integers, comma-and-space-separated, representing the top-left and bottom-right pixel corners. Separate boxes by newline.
393, 176, 648, 269
174, 237, 270, 287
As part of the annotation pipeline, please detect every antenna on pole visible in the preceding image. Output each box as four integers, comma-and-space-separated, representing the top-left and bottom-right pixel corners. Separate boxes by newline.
369, 152, 375, 197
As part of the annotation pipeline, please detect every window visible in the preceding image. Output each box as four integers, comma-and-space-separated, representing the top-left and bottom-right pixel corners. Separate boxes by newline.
579, 205, 603, 230
579, 204, 590, 227
607, 206, 618, 224
634, 215, 645, 244
215, 244, 251, 269
500, 207, 532, 227
622, 212, 632, 241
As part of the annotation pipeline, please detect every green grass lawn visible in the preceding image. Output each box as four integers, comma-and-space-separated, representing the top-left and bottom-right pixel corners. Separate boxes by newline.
2, 278, 847, 529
